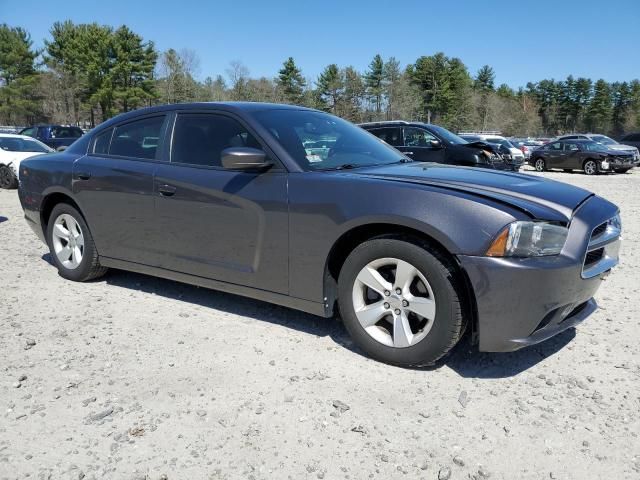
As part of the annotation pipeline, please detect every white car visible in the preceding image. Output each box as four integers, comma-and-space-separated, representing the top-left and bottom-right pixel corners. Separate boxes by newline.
0, 134, 54, 189
459, 134, 526, 165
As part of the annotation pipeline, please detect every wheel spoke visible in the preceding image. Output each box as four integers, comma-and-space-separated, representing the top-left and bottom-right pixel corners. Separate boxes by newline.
53, 223, 70, 240
71, 246, 82, 266
59, 245, 73, 261
392, 312, 413, 347
357, 266, 392, 296
355, 301, 388, 328
393, 259, 415, 292
406, 295, 436, 320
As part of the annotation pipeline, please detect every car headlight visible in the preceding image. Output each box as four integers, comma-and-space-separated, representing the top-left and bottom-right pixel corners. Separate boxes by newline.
486, 221, 569, 257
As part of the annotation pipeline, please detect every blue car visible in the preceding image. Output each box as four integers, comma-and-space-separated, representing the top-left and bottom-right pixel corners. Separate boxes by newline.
19, 124, 84, 151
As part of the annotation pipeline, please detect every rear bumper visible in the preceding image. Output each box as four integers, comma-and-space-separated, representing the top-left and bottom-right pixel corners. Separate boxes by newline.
458, 195, 620, 352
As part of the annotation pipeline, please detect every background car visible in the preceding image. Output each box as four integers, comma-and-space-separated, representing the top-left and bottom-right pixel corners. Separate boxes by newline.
556, 133, 640, 162
19, 124, 84, 151
509, 138, 543, 159
359, 121, 515, 170
459, 133, 525, 165
529, 138, 635, 175
618, 132, 640, 150
0, 133, 54, 189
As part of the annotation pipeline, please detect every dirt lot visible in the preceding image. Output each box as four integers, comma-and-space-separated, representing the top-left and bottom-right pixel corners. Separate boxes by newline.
1, 168, 639, 480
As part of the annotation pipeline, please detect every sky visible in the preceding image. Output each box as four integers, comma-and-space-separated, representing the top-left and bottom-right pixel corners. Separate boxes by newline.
1, 0, 639, 88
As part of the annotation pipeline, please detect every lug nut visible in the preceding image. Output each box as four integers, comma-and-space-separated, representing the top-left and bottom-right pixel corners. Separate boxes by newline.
395, 288, 402, 294
402, 300, 409, 307
384, 290, 390, 296
394, 309, 401, 315
384, 302, 390, 309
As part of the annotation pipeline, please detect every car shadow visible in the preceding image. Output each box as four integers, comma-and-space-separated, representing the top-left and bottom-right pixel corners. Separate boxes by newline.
40, 256, 578, 378
0, 216, 8, 224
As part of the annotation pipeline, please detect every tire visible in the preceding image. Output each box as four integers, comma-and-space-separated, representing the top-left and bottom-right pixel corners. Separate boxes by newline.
583, 159, 598, 175
46, 203, 108, 282
0, 165, 18, 189
534, 158, 546, 172
613, 168, 631, 174
337, 237, 465, 367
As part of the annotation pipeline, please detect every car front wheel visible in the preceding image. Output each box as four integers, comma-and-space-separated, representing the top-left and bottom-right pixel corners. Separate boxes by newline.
583, 160, 598, 175
534, 158, 546, 172
46, 203, 108, 282
338, 237, 465, 367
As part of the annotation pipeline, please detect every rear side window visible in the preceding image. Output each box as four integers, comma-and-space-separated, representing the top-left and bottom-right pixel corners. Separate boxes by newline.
51, 126, 83, 138
171, 113, 262, 167
111, 116, 166, 160
368, 127, 403, 147
93, 128, 113, 154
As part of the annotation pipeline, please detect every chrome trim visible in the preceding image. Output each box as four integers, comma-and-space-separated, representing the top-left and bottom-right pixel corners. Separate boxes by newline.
581, 218, 621, 279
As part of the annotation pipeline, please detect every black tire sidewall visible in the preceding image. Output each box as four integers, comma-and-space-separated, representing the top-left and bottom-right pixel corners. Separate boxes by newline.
0, 165, 17, 189
46, 203, 98, 281
338, 238, 462, 366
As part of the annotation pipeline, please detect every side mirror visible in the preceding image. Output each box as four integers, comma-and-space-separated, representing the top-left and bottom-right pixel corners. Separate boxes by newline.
56, 145, 67, 152
430, 139, 442, 148
221, 147, 273, 172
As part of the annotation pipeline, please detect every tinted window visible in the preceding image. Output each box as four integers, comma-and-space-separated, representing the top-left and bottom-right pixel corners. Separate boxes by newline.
252, 109, 404, 171
111, 116, 165, 160
51, 126, 83, 138
93, 128, 113, 155
0, 137, 51, 153
427, 125, 467, 144
549, 142, 563, 151
21, 127, 36, 138
171, 114, 261, 168
404, 127, 437, 147
628, 134, 640, 142
369, 127, 403, 146
564, 143, 580, 151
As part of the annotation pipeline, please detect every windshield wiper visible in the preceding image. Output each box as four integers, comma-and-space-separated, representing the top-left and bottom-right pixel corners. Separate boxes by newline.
318, 163, 360, 171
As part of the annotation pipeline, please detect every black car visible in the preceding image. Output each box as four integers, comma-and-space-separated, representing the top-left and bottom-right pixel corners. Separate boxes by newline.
18, 103, 621, 367
358, 121, 519, 171
20, 124, 84, 151
530, 138, 636, 174
619, 132, 640, 150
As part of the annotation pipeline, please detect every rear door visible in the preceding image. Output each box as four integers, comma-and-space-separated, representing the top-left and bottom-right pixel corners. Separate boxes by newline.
401, 127, 445, 163
72, 114, 169, 266
543, 141, 564, 168
562, 142, 582, 169
153, 111, 289, 294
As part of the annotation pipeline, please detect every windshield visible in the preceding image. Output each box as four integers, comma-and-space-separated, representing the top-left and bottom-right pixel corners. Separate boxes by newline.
0, 137, 52, 153
486, 137, 515, 148
582, 141, 609, 152
590, 135, 617, 145
252, 109, 406, 170
428, 125, 468, 145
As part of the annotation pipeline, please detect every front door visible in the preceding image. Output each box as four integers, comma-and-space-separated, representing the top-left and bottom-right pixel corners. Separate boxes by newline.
72, 114, 168, 266
154, 112, 289, 294
400, 127, 446, 163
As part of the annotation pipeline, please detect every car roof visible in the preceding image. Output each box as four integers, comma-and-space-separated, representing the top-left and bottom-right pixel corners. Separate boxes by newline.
0, 133, 37, 140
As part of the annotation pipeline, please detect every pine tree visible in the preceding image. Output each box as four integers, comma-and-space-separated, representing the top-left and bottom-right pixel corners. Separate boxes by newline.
277, 57, 306, 105
586, 79, 612, 133
365, 54, 384, 114
474, 65, 495, 92
317, 64, 343, 114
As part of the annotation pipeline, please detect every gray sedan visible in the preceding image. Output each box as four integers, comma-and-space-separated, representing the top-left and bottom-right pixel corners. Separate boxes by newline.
17, 103, 621, 367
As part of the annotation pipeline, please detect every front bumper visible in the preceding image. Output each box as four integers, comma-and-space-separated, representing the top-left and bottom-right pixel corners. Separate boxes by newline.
458, 195, 620, 352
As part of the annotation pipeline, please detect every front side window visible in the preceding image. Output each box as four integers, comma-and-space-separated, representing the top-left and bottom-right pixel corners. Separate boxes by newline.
51, 126, 83, 138
110, 116, 165, 160
252, 109, 405, 171
20, 127, 36, 138
171, 113, 262, 167
369, 127, 403, 147
0, 137, 52, 153
404, 127, 438, 147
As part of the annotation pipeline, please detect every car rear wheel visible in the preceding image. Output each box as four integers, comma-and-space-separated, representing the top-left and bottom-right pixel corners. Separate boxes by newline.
0, 165, 17, 189
534, 158, 546, 172
46, 203, 108, 282
338, 237, 465, 367
583, 160, 598, 175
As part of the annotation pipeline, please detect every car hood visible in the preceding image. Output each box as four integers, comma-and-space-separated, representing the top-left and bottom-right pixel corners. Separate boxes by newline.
605, 144, 636, 152
354, 162, 593, 221
1, 151, 48, 173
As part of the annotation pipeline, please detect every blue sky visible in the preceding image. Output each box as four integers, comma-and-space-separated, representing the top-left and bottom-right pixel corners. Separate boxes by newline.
2, 0, 639, 88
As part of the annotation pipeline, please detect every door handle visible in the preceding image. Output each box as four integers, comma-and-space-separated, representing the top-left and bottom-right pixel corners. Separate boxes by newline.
404, 151, 414, 155
76, 172, 91, 180
158, 184, 177, 197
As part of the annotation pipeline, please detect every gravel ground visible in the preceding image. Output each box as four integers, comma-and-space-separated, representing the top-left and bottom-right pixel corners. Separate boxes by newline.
1, 168, 639, 480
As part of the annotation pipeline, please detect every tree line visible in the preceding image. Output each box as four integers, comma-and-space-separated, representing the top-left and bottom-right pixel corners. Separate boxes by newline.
1, 22, 639, 137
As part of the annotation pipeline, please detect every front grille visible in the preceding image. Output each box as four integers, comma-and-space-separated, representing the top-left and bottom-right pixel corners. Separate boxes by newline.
584, 248, 604, 267
581, 216, 621, 278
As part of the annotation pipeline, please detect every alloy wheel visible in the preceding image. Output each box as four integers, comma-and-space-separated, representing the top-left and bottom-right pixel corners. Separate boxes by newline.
535, 159, 545, 172
351, 257, 436, 348
584, 161, 597, 175
51, 214, 85, 269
